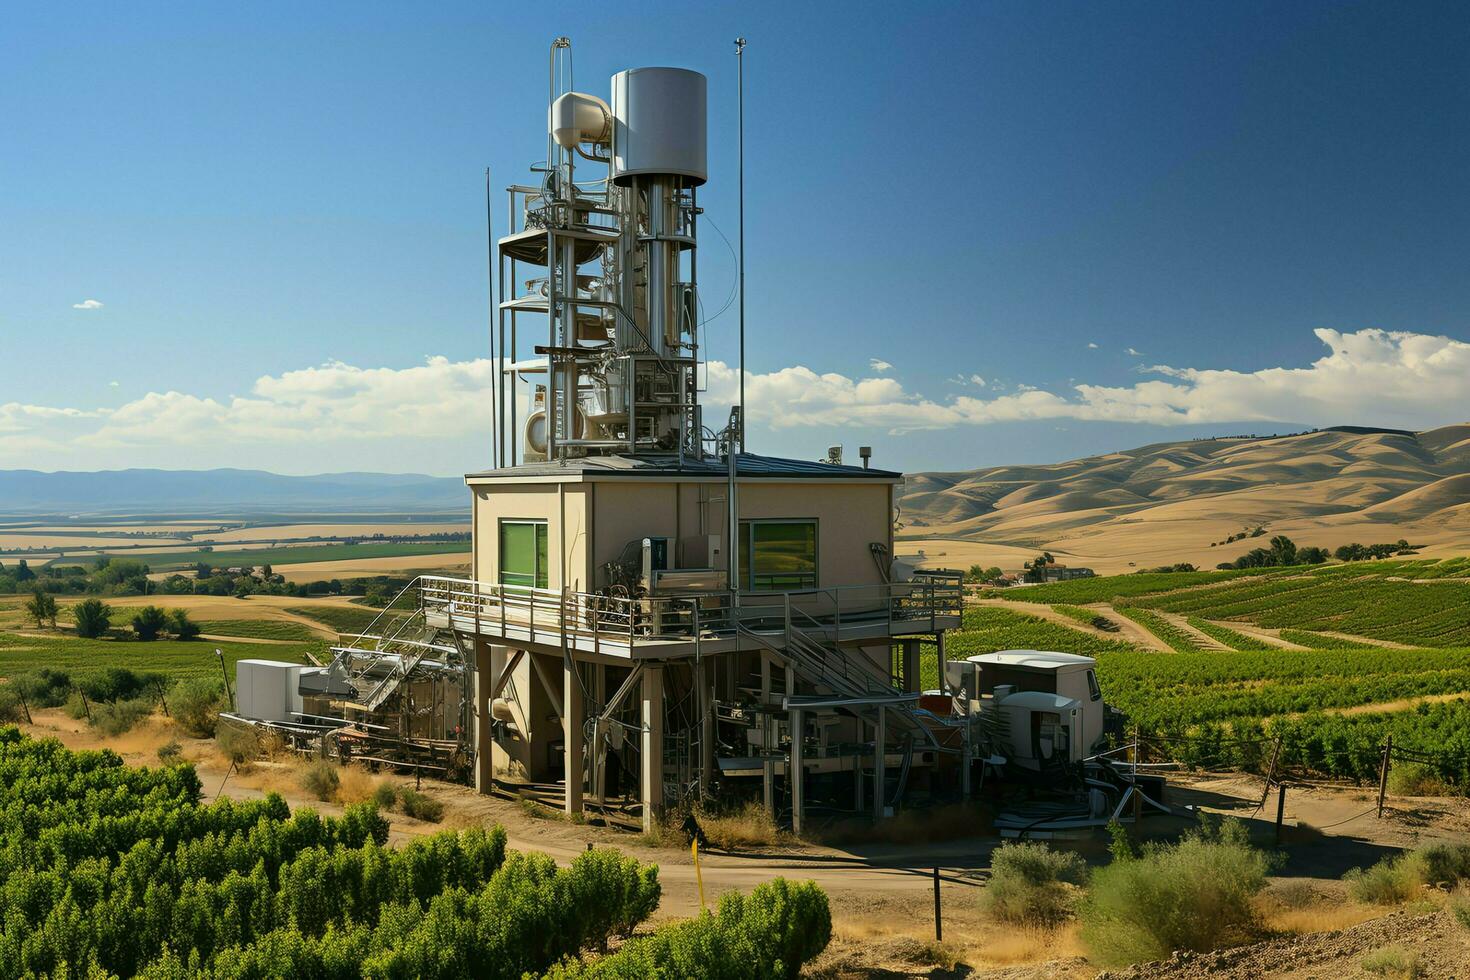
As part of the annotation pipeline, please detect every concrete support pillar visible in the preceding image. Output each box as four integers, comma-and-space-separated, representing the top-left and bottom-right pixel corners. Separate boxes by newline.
789, 707, 804, 836
873, 708, 887, 820
473, 641, 495, 794
563, 658, 583, 816
641, 666, 665, 832
900, 639, 921, 693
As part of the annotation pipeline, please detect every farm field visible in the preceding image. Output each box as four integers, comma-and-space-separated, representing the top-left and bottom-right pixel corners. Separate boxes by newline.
52, 539, 472, 571
966, 557, 1470, 789
0, 630, 318, 680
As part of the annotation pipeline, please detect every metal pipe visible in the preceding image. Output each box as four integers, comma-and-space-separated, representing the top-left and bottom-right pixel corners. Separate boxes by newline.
735, 37, 747, 452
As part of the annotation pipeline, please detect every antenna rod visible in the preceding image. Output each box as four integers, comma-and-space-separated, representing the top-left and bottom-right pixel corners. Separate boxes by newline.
485, 167, 498, 469
735, 36, 747, 453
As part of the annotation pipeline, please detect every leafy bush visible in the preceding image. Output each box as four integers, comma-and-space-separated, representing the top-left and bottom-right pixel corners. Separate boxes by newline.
131, 605, 171, 640
169, 608, 201, 640
169, 676, 226, 737
1452, 893, 1470, 933
548, 877, 830, 979
157, 739, 183, 763
1080, 817, 1273, 966
77, 666, 167, 703
216, 721, 261, 764
1360, 945, 1422, 978
92, 696, 154, 735
372, 781, 399, 809
399, 787, 445, 822
981, 841, 1088, 927
72, 597, 113, 637
10, 667, 73, 708
1346, 842, 1470, 903
301, 759, 341, 801
0, 687, 25, 723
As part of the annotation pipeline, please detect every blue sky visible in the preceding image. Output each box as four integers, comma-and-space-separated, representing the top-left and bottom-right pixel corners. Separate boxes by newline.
2, 1, 1467, 475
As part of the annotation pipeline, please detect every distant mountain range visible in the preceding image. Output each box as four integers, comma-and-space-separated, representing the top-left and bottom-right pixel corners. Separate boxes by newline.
0, 468, 466, 517
897, 424, 1470, 574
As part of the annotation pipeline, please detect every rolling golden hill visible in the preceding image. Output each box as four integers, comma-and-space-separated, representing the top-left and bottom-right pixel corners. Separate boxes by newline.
897, 424, 1470, 575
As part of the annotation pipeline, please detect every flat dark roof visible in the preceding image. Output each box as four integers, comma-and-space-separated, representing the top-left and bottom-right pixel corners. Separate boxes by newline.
466, 452, 900, 482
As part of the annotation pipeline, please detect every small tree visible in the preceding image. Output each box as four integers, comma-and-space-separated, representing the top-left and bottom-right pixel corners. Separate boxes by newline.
169, 608, 201, 640
24, 588, 58, 629
73, 598, 113, 638
131, 605, 170, 641
14, 559, 35, 583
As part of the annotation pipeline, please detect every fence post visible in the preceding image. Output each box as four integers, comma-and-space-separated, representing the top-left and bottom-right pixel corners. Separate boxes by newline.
1376, 734, 1392, 818
933, 866, 942, 941
1259, 736, 1282, 807
1274, 782, 1287, 846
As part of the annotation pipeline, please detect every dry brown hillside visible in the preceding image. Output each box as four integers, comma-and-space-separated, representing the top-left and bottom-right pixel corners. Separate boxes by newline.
897, 424, 1470, 574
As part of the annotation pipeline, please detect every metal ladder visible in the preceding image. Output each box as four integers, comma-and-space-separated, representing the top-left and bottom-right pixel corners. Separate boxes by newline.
329, 576, 457, 712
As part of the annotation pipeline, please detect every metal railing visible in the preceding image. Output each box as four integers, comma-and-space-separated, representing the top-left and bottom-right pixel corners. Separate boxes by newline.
417, 570, 963, 654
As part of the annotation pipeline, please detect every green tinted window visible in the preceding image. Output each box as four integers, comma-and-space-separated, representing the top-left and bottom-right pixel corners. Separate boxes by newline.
500, 520, 548, 589
739, 520, 817, 591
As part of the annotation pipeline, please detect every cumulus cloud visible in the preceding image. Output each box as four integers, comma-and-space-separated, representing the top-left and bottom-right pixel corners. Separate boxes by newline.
1, 329, 1466, 467
1126, 347, 1143, 356
108, 381, 119, 387
1087, 342, 1099, 349
868, 358, 892, 373
72, 299, 104, 310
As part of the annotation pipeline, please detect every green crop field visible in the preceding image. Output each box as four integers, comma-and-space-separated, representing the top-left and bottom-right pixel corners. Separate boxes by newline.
959, 559, 1470, 789
284, 604, 407, 637
0, 630, 319, 681
196, 619, 320, 641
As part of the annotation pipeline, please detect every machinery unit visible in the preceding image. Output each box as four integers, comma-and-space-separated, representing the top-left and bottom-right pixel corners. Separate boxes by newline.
495, 57, 708, 465
234, 659, 310, 725
947, 650, 1107, 770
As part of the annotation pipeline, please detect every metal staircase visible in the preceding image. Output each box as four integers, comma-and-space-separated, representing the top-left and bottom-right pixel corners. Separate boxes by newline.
329, 576, 458, 712
734, 604, 940, 747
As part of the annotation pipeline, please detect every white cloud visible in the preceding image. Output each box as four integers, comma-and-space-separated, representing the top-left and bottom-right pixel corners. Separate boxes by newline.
1087, 342, 1099, 349
72, 299, 104, 310
1126, 347, 1143, 356
1, 329, 1466, 468
969, 374, 987, 387
868, 358, 893, 373
108, 381, 119, 387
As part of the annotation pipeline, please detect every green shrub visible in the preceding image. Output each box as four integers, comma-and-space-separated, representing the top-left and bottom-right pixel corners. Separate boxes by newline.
301, 760, 340, 801
216, 722, 260, 764
169, 608, 201, 640
548, 878, 830, 979
0, 687, 26, 723
157, 740, 183, 763
77, 666, 167, 704
1360, 945, 1422, 978
10, 668, 73, 708
72, 597, 112, 638
170, 676, 226, 737
1451, 893, 1470, 933
398, 787, 445, 822
1346, 842, 1470, 903
1080, 817, 1273, 966
981, 841, 1088, 927
131, 605, 171, 640
92, 696, 154, 736
372, 781, 399, 809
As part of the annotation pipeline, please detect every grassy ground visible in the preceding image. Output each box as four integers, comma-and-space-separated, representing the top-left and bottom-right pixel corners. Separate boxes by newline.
284, 604, 407, 636
0, 629, 319, 679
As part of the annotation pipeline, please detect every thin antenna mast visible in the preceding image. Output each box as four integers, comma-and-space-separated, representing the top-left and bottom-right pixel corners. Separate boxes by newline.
485, 167, 498, 469
735, 36, 747, 452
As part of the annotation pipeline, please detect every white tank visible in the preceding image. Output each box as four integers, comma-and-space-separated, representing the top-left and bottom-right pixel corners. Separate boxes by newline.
611, 67, 707, 185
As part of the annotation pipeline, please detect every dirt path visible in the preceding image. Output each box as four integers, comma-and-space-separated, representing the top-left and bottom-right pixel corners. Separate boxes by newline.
1157, 611, 1231, 651
1313, 630, 1412, 649
1204, 620, 1309, 650
974, 598, 1171, 651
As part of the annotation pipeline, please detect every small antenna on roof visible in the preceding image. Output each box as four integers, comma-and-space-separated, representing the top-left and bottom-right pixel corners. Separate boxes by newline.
735, 36, 747, 453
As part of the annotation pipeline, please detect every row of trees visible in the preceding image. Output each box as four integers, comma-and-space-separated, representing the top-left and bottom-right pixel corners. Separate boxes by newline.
23, 593, 200, 640
1215, 535, 1418, 570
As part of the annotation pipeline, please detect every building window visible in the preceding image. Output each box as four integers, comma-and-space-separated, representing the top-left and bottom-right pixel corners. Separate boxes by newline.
499, 520, 548, 589
738, 520, 817, 591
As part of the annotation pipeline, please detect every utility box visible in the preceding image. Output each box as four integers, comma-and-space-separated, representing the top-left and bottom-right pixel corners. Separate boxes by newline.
235, 659, 309, 724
